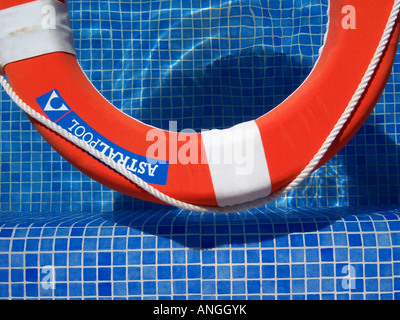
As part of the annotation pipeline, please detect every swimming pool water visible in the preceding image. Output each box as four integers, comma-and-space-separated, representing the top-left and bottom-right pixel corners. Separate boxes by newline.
0, 0, 399, 300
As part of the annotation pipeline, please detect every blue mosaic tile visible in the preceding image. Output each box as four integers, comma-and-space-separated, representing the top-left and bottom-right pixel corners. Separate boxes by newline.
1, 206, 396, 300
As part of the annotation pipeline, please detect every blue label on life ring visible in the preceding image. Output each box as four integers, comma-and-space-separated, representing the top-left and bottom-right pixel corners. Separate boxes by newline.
36, 89, 169, 186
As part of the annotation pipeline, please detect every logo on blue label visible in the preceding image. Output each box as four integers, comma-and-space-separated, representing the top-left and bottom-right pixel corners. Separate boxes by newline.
36, 89, 71, 122
36, 89, 169, 185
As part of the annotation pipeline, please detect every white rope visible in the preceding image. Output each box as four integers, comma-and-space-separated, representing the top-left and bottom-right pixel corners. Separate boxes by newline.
1, 1, 400, 213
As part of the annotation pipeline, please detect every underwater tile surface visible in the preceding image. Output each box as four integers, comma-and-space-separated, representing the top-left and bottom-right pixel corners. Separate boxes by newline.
0, 206, 400, 300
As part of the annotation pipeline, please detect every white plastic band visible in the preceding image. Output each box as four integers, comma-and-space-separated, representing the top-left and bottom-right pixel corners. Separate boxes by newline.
202, 121, 272, 207
0, 0, 75, 72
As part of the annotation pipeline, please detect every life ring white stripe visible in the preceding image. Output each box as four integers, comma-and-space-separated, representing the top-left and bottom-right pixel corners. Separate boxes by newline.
0, 0, 75, 71
201, 120, 271, 207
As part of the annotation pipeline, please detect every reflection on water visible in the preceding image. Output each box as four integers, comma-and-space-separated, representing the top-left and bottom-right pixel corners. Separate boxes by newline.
73, 0, 328, 131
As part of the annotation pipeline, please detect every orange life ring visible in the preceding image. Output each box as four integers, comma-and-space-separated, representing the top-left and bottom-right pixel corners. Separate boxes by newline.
1, 0, 399, 212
